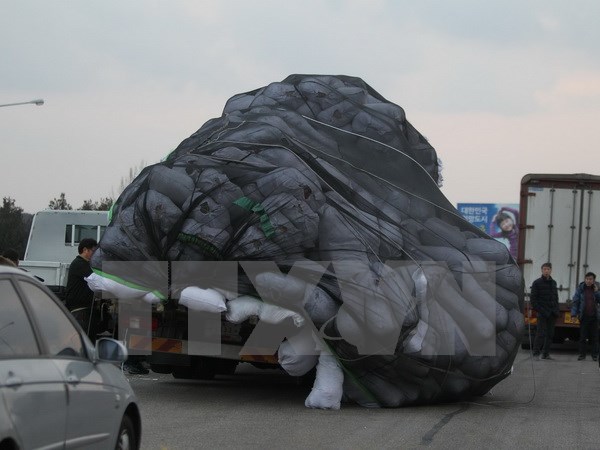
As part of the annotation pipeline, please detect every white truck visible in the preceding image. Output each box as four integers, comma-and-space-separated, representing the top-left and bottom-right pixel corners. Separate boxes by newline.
20, 210, 108, 299
519, 173, 600, 347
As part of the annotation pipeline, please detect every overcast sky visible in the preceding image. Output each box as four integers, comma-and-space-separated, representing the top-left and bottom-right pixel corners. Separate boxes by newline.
2, 0, 599, 213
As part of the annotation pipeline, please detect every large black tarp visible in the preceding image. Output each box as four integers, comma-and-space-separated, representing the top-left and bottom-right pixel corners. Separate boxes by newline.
92, 74, 524, 407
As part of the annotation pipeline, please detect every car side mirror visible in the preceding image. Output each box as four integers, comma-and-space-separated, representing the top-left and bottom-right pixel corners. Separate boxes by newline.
95, 338, 128, 363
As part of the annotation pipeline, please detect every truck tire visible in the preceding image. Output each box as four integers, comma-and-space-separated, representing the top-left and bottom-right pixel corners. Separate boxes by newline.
171, 358, 238, 380
172, 358, 216, 380
213, 359, 238, 376
192, 360, 217, 380
149, 364, 173, 374
172, 366, 200, 379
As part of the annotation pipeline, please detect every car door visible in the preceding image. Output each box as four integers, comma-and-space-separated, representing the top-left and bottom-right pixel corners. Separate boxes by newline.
0, 276, 68, 450
17, 279, 120, 449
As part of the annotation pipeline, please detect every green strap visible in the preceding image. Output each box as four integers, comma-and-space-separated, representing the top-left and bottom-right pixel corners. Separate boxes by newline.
233, 196, 275, 238
177, 233, 224, 260
107, 202, 115, 224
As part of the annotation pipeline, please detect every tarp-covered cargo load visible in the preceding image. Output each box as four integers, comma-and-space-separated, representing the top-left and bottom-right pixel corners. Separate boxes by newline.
91, 74, 524, 409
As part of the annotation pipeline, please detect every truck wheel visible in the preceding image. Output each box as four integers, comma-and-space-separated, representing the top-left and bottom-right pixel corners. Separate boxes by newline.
172, 366, 197, 379
213, 359, 238, 376
192, 358, 217, 380
171, 363, 217, 380
149, 364, 172, 374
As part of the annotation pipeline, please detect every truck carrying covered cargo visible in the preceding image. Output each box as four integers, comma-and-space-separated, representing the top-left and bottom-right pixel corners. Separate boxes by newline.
518, 173, 600, 347
89, 74, 525, 409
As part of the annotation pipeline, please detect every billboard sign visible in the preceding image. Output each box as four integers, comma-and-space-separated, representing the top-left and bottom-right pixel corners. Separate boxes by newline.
457, 203, 519, 260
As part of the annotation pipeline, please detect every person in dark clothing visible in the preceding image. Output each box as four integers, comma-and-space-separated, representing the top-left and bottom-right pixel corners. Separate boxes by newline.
531, 262, 560, 359
571, 272, 600, 361
0, 255, 17, 267
65, 238, 97, 310
1, 248, 19, 266
65, 238, 98, 335
3, 248, 45, 282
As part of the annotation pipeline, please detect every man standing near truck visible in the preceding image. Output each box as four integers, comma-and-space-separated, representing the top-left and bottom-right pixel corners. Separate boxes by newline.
65, 238, 98, 334
531, 262, 560, 359
570, 272, 600, 361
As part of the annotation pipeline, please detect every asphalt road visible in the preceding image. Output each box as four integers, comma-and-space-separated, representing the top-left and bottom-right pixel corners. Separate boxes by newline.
129, 345, 600, 450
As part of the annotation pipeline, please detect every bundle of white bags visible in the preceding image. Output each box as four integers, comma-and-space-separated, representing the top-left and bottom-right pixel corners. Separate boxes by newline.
91, 75, 524, 409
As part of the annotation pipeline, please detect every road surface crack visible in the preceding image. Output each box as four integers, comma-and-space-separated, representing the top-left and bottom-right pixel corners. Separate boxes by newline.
421, 403, 470, 445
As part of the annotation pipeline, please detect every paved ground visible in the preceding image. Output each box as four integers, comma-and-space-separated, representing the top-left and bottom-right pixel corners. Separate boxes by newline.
129, 345, 600, 449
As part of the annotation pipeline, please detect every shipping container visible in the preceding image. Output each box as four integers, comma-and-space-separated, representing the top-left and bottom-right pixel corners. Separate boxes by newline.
518, 173, 600, 347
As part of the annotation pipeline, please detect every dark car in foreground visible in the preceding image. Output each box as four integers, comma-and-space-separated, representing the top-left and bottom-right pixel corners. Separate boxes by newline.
0, 266, 141, 449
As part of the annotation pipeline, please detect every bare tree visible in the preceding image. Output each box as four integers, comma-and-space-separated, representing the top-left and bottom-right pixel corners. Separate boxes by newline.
48, 193, 72, 210
80, 199, 96, 211
117, 159, 146, 195
79, 197, 113, 211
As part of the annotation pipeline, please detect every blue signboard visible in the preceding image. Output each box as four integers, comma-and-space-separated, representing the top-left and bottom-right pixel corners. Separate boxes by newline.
457, 203, 519, 259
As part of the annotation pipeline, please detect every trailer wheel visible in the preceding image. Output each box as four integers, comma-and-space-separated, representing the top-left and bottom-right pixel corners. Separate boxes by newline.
171, 360, 216, 380
172, 366, 203, 379
171, 358, 238, 380
212, 358, 238, 376
149, 364, 173, 374
193, 361, 217, 380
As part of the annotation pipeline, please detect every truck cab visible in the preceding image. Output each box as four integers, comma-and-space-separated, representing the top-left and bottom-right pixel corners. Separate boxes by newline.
20, 210, 108, 298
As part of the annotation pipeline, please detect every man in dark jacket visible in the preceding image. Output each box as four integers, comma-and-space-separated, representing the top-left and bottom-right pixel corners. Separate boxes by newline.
571, 272, 600, 361
531, 262, 559, 359
65, 238, 98, 334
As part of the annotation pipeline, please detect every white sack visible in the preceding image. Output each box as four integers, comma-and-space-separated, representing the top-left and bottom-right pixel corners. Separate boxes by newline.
304, 352, 344, 410
278, 339, 319, 377
85, 273, 150, 299
226, 295, 304, 326
179, 286, 227, 313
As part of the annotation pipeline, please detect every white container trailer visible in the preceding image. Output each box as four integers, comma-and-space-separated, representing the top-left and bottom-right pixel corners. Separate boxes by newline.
518, 173, 600, 346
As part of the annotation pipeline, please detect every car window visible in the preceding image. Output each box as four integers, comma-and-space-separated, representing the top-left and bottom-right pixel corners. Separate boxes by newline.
18, 280, 86, 358
0, 279, 40, 357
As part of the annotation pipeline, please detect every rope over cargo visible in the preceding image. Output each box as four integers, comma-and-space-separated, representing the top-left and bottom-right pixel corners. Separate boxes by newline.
90, 74, 525, 408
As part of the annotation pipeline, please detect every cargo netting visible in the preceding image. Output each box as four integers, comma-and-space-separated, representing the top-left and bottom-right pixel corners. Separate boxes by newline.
91, 74, 524, 408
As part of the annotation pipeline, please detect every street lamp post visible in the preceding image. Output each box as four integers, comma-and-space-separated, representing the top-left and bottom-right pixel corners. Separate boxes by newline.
0, 99, 44, 108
